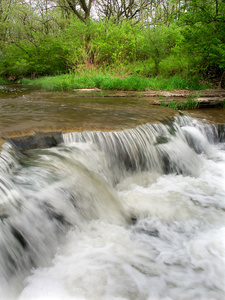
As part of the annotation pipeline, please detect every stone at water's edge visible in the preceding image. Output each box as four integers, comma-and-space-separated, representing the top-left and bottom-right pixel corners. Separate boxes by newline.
73, 89, 225, 106
4, 132, 63, 152
197, 97, 224, 108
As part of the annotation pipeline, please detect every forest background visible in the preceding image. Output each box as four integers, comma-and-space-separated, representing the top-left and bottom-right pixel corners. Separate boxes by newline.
0, 0, 225, 90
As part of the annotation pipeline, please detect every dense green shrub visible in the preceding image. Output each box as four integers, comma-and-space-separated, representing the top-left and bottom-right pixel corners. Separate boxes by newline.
141, 25, 182, 76
0, 77, 7, 84
0, 35, 69, 77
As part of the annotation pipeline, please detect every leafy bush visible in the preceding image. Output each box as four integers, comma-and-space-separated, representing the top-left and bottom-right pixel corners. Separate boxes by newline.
0, 77, 7, 84
142, 25, 182, 75
0, 34, 69, 78
159, 55, 188, 77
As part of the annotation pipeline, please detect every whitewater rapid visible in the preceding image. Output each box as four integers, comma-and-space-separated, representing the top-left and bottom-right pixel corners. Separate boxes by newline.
0, 115, 224, 300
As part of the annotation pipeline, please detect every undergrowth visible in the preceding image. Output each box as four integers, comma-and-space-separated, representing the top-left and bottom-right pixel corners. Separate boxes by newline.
0, 77, 7, 85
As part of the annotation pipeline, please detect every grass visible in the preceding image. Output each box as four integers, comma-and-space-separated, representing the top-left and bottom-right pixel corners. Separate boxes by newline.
180, 94, 199, 109
22, 72, 210, 92
160, 93, 199, 110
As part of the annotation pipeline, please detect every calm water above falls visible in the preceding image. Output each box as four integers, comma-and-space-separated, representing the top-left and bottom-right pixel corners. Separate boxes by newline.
0, 85, 225, 300
1, 85, 225, 139
0, 86, 177, 137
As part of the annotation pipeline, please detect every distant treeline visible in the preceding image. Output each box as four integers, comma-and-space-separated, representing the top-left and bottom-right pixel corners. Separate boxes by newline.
0, 0, 224, 87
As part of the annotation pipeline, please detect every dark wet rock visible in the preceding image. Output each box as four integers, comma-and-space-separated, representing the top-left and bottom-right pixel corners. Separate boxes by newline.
197, 97, 225, 108
135, 227, 160, 238
11, 227, 28, 250
130, 217, 137, 225
217, 124, 225, 142
155, 136, 169, 145
3, 131, 63, 152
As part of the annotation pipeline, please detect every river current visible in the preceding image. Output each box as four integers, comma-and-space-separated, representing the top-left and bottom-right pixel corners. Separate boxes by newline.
0, 85, 225, 300
0, 115, 225, 300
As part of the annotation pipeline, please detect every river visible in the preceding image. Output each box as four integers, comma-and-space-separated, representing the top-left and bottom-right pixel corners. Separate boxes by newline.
0, 85, 225, 299
1, 85, 225, 140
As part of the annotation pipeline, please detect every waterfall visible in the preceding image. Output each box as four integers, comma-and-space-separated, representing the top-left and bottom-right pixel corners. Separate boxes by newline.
0, 115, 224, 300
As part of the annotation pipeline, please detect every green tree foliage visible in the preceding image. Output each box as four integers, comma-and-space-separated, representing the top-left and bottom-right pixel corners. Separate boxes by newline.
0, 0, 224, 86
178, 0, 225, 84
0, 0, 69, 76
142, 24, 182, 75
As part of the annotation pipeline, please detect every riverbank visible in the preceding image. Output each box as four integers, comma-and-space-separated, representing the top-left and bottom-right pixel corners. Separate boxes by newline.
20, 70, 225, 106
19, 71, 224, 108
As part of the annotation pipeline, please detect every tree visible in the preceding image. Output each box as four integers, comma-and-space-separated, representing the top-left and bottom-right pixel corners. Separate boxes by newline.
0, 0, 18, 41
142, 24, 181, 75
178, 0, 225, 85
56, 0, 94, 22
95, 0, 153, 23
0, 0, 70, 77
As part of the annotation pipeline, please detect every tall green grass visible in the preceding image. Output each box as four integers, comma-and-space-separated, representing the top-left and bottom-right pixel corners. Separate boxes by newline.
160, 93, 199, 110
22, 73, 210, 92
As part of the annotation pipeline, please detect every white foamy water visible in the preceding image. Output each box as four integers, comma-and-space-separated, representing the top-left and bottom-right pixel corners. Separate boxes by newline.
0, 116, 225, 300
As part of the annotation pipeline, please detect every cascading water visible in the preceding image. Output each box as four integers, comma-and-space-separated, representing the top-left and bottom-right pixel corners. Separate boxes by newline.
0, 115, 224, 300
